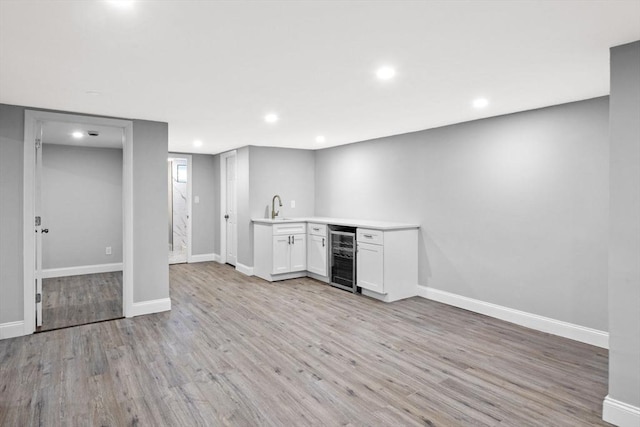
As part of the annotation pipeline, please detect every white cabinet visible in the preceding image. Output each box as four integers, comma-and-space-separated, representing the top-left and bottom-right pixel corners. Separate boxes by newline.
253, 220, 418, 302
289, 234, 307, 272
271, 227, 306, 275
307, 223, 328, 277
356, 241, 384, 293
272, 235, 291, 274
254, 222, 308, 281
356, 227, 418, 302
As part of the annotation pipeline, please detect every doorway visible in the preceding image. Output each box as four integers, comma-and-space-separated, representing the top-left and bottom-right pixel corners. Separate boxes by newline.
220, 150, 237, 266
23, 111, 134, 335
36, 121, 124, 331
168, 154, 192, 264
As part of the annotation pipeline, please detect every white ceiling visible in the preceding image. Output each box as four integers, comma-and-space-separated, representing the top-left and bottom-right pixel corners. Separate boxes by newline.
1, 1, 638, 155
42, 121, 123, 149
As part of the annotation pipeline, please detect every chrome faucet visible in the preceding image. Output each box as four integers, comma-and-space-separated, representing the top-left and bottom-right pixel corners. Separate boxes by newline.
271, 194, 283, 219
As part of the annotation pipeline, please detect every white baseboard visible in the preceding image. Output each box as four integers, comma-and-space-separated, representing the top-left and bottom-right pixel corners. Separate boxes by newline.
0, 321, 25, 340
235, 262, 254, 276
41, 263, 123, 279
130, 298, 172, 317
189, 253, 215, 263
417, 286, 609, 348
603, 395, 640, 427
213, 253, 221, 263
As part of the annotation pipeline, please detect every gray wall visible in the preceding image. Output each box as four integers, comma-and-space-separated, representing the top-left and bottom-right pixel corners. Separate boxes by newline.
0, 104, 24, 323
212, 154, 221, 256
0, 103, 169, 324
315, 97, 609, 331
191, 154, 217, 256
249, 146, 316, 222
42, 144, 123, 269
608, 41, 640, 409
236, 147, 251, 266
228, 145, 316, 267
132, 119, 170, 303
242, 146, 315, 266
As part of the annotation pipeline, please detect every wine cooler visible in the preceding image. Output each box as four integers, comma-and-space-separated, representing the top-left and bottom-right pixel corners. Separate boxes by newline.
329, 226, 358, 293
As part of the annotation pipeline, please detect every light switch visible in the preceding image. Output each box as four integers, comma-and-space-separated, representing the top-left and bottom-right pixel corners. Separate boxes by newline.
290, 200, 296, 208
106, 246, 112, 255
194, 195, 200, 204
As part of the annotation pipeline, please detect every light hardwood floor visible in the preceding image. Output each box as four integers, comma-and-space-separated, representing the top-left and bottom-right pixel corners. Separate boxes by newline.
0, 262, 611, 426
38, 272, 123, 332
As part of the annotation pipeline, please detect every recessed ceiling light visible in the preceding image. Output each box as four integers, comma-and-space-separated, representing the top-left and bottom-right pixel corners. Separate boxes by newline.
315, 135, 326, 143
85, 90, 101, 96
108, 0, 134, 8
72, 131, 83, 139
472, 98, 489, 109
264, 113, 279, 123
193, 140, 203, 147
376, 66, 396, 80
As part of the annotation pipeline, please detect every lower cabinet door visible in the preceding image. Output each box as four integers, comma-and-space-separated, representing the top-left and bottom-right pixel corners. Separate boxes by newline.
290, 234, 307, 272
307, 234, 327, 276
272, 235, 291, 274
357, 242, 384, 293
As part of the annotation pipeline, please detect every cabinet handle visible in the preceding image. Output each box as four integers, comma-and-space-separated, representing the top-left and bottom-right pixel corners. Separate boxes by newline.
288, 236, 291, 244
364, 234, 373, 238
291, 235, 294, 245
322, 238, 325, 247
313, 227, 320, 231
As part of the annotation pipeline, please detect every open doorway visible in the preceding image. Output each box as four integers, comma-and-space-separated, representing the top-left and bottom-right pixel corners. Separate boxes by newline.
168, 154, 192, 264
23, 110, 134, 335
36, 121, 124, 331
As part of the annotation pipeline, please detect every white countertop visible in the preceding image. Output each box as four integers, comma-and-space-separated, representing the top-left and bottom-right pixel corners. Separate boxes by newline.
251, 216, 419, 231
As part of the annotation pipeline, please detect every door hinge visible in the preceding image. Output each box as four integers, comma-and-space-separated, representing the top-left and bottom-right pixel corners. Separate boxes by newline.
35, 216, 41, 226
35, 138, 41, 149
36, 293, 41, 303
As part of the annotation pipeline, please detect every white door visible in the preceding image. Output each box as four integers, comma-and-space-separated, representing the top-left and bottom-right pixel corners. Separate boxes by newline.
225, 154, 237, 266
307, 234, 327, 276
357, 242, 384, 293
34, 127, 43, 327
272, 235, 290, 274
290, 234, 307, 272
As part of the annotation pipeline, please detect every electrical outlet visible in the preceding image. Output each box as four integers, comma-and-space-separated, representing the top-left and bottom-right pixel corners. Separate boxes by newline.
194, 195, 200, 204
106, 246, 112, 255
290, 200, 296, 208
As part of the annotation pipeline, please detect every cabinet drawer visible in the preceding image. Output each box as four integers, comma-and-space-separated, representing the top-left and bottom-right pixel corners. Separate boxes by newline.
307, 223, 327, 237
357, 228, 383, 245
273, 222, 306, 235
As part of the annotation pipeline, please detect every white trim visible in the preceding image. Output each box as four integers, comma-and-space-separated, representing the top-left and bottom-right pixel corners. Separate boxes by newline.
189, 253, 216, 263
186, 155, 193, 263
130, 298, 172, 317
41, 263, 123, 279
0, 321, 26, 340
122, 119, 134, 318
23, 111, 36, 335
23, 110, 134, 330
417, 286, 609, 348
213, 253, 222, 263
235, 262, 254, 276
219, 150, 237, 266
603, 395, 640, 427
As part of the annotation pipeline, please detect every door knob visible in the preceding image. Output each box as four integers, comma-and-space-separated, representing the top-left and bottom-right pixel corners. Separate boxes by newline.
41, 229, 49, 233
224, 214, 229, 220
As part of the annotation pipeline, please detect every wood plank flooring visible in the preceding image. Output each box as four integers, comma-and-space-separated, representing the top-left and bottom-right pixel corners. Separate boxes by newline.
1, 262, 611, 426
38, 272, 123, 332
